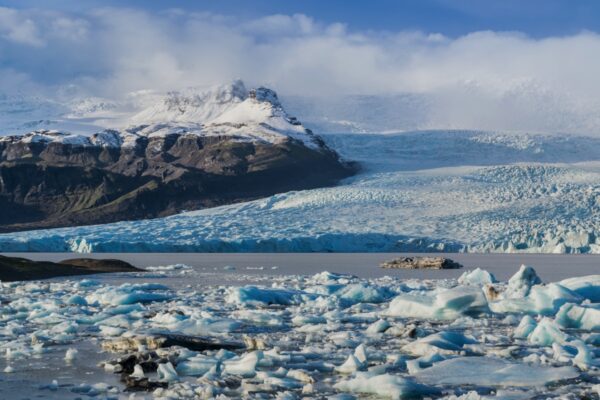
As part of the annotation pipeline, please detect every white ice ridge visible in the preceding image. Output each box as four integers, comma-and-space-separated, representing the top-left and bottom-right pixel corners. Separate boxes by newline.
6, 130, 600, 253
1, 265, 598, 398
0, 80, 321, 149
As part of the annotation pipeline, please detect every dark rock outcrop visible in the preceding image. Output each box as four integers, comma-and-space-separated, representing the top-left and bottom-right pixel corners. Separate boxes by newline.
0, 132, 354, 232
0, 255, 140, 281
380, 256, 464, 269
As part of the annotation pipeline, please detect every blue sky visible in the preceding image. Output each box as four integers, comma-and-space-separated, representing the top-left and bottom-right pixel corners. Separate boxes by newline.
2, 0, 600, 134
3, 0, 600, 38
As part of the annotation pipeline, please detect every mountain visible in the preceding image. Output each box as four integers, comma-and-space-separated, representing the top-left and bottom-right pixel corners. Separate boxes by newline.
3, 130, 600, 253
0, 81, 354, 232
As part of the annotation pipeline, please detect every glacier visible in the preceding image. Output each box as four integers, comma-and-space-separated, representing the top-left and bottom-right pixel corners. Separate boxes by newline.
3, 130, 600, 253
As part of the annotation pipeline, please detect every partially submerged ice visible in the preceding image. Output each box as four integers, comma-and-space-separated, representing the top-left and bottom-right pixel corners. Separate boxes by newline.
415, 357, 579, 387
0, 263, 599, 398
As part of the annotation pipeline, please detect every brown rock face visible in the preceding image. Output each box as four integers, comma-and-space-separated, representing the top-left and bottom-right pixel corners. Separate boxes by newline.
0, 255, 140, 281
380, 256, 464, 269
0, 133, 354, 232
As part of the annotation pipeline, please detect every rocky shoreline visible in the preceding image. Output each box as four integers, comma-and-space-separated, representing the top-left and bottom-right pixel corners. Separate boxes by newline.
0, 255, 140, 281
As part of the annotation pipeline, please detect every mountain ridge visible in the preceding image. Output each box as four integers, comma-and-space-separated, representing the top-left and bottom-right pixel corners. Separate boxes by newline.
0, 81, 354, 232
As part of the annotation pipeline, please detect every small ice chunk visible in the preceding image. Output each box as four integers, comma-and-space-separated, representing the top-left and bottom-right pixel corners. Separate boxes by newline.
572, 340, 597, 370
224, 351, 262, 377
157, 362, 179, 382
99, 325, 126, 337
490, 283, 582, 316
506, 265, 542, 298
130, 364, 145, 379
402, 331, 478, 357
458, 268, 497, 286
311, 271, 355, 284
406, 353, 445, 374
286, 369, 314, 383
292, 314, 327, 326
366, 319, 391, 334
176, 356, 219, 377
415, 357, 578, 387
555, 302, 600, 331
334, 372, 439, 399
145, 264, 191, 271
67, 295, 88, 306
77, 279, 100, 287
387, 286, 488, 320
4, 365, 13, 373
552, 342, 576, 363
44, 380, 59, 391
64, 348, 78, 362
514, 315, 537, 339
559, 275, 600, 302
354, 344, 368, 364
227, 286, 305, 305
336, 283, 394, 305
528, 318, 568, 346
86, 285, 172, 306
335, 354, 364, 374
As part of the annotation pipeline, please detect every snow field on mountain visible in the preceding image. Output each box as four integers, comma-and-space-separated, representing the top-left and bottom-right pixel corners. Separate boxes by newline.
1, 265, 599, 398
0, 80, 321, 150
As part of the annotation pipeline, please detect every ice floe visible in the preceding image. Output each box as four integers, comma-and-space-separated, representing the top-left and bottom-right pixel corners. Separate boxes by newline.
0, 264, 598, 398
414, 357, 579, 387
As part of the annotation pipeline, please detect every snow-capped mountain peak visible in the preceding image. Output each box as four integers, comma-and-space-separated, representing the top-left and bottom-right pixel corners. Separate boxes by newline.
128, 80, 290, 126
129, 80, 249, 125
0, 80, 322, 150
125, 80, 319, 148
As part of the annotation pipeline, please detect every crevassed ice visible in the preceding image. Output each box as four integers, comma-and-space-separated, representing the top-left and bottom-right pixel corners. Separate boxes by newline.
5, 130, 600, 253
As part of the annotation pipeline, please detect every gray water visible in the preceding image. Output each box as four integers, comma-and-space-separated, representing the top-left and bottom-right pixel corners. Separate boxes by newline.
1, 252, 599, 398
6, 252, 600, 283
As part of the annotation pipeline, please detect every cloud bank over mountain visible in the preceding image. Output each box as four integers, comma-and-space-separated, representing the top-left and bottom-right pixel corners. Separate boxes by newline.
2, 6, 600, 134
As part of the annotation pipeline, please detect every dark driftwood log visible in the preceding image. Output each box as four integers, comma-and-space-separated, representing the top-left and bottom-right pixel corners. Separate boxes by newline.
160, 333, 245, 351
122, 375, 168, 392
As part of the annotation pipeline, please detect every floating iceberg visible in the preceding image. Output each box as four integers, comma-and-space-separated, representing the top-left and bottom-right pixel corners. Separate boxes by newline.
227, 286, 308, 306
458, 268, 498, 286
386, 286, 488, 320
414, 357, 579, 387
0, 264, 596, 398
555, 303, 600, 331
334, 372, 440, 400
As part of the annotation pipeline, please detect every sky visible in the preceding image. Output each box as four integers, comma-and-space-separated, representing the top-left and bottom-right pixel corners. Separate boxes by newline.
1, 0, 600, 134
5, 0, 600, 38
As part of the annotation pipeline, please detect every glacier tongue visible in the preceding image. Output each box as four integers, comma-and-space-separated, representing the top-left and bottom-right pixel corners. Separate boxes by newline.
3, 130, 600, 253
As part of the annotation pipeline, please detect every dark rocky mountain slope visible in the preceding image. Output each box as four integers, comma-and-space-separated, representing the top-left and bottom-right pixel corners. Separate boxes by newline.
0, 82, 354, 232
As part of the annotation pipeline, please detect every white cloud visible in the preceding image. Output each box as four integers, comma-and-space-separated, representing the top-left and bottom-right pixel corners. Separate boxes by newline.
2, 6, 600, 134
0, 7, 44, 46
241, 14, 317, 36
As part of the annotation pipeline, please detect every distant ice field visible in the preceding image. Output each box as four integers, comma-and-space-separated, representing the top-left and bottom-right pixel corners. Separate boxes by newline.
3, 130, 600, 253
